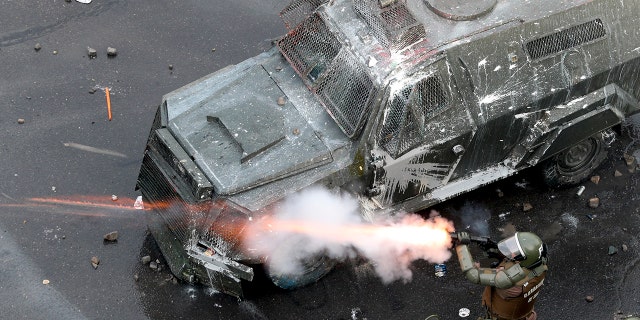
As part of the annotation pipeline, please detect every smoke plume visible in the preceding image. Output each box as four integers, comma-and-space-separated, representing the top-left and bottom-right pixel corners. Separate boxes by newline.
243, 187, 454, 284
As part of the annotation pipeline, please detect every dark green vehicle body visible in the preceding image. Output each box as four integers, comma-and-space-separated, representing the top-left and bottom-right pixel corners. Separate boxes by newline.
137, 0, 640, 298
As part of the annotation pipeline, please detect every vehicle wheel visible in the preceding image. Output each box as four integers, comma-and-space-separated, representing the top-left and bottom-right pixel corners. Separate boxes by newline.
541, 131, 610, 187
267, 254, 336, 290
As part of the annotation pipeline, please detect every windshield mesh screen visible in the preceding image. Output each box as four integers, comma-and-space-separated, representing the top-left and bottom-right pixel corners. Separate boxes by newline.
316, 50, 375, 137
525, 19, 606, 60
280, 0, 330, 30
354, 0, 425, 50
279, 13, 375, 137
278, 14, 340, 82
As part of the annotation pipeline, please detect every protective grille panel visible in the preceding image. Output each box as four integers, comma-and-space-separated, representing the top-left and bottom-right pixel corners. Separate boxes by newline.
280, 0, 329, 30
316, 50, 375, 137
203, 203, 249, 259
354, 0, 426, 50
279, 13, 375, 137
525, 19, 606, 60
379, 76, 448, 157
139, 153, 210, 243
278, 14, 341, 82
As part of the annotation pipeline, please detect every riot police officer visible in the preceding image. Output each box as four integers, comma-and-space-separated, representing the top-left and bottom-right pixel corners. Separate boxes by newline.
454, 232, 548, 320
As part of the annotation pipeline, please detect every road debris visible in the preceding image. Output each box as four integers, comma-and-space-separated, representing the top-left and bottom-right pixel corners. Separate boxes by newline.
576, 185, 586, 196
76, 0, 92, 3
590, 175, 600, 184
133, 274, 139, 281
103, 231, 118, 242
17, 118, 25, 124
34, 43, 41, 51
87, 47, 97, 59
107, 47, 117, 57
459, 307, 471, 317
585, 295, 594, 302
111, 195, 118, 201
52, 50, 58, 55
609, 246, 618, 255
588, 197, 600, 208
91, 256, 100, 269
168, 64, 174, 70
134, 196, 144, 210
622, 244, 629, 252
277, 96, 286, 106
585, 214, 596, 221
42, 279, 50, 285
496, 189, 504, 197
623, 152, 638, 172
149, 261, 158, 271
105, 87, 112, 121
63, 142, 127, 158
141, 255, 151, 265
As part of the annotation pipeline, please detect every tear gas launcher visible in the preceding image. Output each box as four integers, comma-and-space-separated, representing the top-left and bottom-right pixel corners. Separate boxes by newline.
450, 232, 503, 260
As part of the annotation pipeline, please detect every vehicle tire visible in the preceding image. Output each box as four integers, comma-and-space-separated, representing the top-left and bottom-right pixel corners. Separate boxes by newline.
541, 131, 610, 187
267, 254, 336, 290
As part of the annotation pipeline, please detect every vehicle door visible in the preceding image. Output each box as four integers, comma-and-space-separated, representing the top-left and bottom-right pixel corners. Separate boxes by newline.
369, 57, 475, 209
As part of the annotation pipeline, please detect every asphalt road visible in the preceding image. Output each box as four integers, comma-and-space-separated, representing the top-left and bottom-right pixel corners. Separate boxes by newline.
1, 1, 639, 320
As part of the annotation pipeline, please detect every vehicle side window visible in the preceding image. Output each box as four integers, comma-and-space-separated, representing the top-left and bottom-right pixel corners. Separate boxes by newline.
379, 76, 448, 157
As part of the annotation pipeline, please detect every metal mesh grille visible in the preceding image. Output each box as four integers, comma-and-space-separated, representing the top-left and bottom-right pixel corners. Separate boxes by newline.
280, 0, 330, 30
353, 0, 425, 50
202, 203, 249, 259
279, 13, 375, 137
379, 76, 448, 157
526, 19, 606, 60
139, 153, 210, 243
278, 13, 341, 82
316, 50, 375, 137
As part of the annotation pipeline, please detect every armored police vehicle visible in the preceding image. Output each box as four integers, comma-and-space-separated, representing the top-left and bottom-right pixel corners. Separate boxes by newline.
137, 0, 640, 297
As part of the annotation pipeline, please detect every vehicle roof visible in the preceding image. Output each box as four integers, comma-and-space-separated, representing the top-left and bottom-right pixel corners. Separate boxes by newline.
321, 0, 594, 82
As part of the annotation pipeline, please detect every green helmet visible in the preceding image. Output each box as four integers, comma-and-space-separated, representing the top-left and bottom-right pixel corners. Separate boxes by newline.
497, 232, 547, 268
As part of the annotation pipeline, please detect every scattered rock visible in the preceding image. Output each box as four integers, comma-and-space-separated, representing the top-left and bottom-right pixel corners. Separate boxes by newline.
103, 231, 118, 242
211, 48, 216, 53
111, 195, 118, 201
522, 203, 533, 212
496, 189, 504, 197
149, 261, 158, 270
275, 66, 282, 72
615, 170, 623, 177
52, 50, 58, 55
590, 175, 600, 185
88, 87, 97, 94
292, 128, 300, 135
34, 43, 42, 51
277, 96, 286, 106
585, 295, 594, 302
588, 197, 600, 208
141, 255, 151, 265
168, 64, 174, 70
106, 47, 117, 57
87, 47, 97, 58
43, 279, 50, 285
609, 246, 618, 255
91, 256, 100, 269
133, 274, 139, 282
622, 244, 628, 252
17, 118, 25, 124
624, 154, 637, 173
